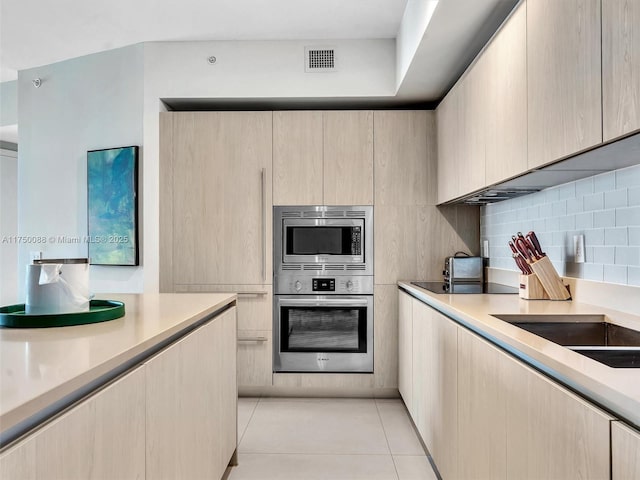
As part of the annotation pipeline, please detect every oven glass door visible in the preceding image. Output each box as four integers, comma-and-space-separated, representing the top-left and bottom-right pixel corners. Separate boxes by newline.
274, 295, 374, 373
281, 306, 367, 353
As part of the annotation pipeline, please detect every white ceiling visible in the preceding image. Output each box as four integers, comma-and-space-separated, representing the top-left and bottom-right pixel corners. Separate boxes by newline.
1, 0, 517, 105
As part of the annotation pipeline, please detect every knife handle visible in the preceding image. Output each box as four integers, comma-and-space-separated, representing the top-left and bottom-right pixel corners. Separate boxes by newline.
527, 231, 545, 257
515, 237, 536, 263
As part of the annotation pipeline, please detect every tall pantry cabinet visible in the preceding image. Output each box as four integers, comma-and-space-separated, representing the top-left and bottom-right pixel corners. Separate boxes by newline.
160, 112, 273, 388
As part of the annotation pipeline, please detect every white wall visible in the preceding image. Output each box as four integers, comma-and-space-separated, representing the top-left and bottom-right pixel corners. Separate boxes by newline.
0, 81, 18, 126
396, 0, 438, 88
141, 39, 395, 292
17, 45, 144, 298
0, 149, 18, 303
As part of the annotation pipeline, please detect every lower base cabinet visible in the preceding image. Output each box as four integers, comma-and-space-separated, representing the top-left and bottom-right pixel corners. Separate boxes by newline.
0, 307, 237, 480
612, 421, 640, 480
399, 290, 617, 480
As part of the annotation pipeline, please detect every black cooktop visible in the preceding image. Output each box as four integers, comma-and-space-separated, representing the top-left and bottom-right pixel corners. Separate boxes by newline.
411, 282, 519, 295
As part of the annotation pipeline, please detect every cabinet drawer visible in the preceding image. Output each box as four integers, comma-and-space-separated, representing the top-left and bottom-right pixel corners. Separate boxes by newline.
238, 329, 272, 387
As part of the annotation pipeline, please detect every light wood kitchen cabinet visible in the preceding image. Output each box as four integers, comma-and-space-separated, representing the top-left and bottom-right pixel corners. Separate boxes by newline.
505, 351, 611, 479
273, 110, 373, 206
374, 110, 434, 206
374, 285, 399, 389
457, 327, 508, 479
602, 0, 640, 141
160, 111, 272, 287
484, 1, 528, 186
612, 421, 640, 480
0, 367, 145, 480
527, 0, 602, 168
436, 88, 460, 204
323, 111, 374, 205
146, 307, 237, 480
398, 289, 413, 413
237, 329, 272, 388
273, 111, 323, 205
458, 54, 487, 197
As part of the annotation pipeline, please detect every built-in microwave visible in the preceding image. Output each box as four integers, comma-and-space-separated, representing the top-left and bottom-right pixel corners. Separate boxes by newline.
273, 205, 373, 280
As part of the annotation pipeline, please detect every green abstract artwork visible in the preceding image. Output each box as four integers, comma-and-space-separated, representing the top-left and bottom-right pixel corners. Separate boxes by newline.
87, 146, 139, 265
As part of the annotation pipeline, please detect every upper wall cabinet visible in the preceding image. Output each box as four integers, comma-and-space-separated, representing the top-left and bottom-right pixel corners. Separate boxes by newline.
437, 88, 460, 204
160, 112, 273, 287
527, 0, 602, 169
602, 0, 640, 141
484, 1, 527, 186
375, 110, 434, 206
273, 110, 373, 206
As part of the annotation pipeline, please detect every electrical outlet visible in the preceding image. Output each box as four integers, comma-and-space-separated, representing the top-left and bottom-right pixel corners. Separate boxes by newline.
482, 240, 489, 258
573, 235, 585, 263
29, 251, 42, 262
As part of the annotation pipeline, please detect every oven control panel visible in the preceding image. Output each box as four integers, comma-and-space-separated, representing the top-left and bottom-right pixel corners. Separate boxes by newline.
312, 278, 335, 291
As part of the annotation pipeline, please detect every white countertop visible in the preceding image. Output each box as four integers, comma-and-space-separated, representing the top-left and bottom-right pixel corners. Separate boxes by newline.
399, 281, 640, 430
0, 293, 236, 438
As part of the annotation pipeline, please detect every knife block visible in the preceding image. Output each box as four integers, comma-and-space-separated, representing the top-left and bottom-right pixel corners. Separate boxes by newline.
528, 256, 571, 300
519, 274, 549, 300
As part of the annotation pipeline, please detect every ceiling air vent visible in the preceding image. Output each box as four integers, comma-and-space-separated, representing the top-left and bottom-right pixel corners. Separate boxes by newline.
305, 47, 336, 72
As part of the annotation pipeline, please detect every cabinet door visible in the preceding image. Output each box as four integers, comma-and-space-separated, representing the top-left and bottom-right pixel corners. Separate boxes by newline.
411, 298, 430, 440
437, 88, 460, 204
398, 289, 413, 413
373, 285, 399, 389
146, 308, 237, 480
458, 56, 487, 197
457, 328, 508, 479
612, 421, 640, 480
167, 112, 272, 285
505, 346, 611, 479
273, 111, 323, 205
0, 367, 145, 480
323, 111, 374, 205
603, 0, 640, 141
237, 329, 272, 388
527, 0, 602, 168
485, 2, 528, 185
374, 111, 434, 206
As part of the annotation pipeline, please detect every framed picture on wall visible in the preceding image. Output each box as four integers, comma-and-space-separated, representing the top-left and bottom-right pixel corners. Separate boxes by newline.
87, 146, 139, 266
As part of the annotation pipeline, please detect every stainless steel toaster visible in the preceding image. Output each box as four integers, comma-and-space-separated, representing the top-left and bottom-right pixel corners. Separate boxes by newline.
444, 255, 483, 283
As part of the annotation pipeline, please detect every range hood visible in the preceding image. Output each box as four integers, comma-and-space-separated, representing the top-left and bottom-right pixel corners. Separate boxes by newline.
455, 132, 640, 205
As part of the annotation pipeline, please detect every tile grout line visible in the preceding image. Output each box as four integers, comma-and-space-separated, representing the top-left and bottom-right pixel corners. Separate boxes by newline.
237, 397, 261, 447
374, 398, 401, 480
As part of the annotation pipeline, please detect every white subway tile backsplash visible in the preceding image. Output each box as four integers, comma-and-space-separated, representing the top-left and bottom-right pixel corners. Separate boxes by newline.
629, 186, 640, 206
583, 192, 604, 211
603, 265, 628, 285
605, 227, 628, 246
594, 210, 615, 228
593, 246, 615, 264
482, 164, 640, 287
605, 189, 627, 209
616, 206, 640, 226
575, 212, 593, 229
575, 178, 594, 197
616, 164, 640, 188
566, 198, 583, 214
594, 171, 615, 192
615, 246, 640, 266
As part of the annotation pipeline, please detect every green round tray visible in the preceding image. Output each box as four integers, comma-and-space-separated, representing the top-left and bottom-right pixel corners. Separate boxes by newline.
0, 300, 125, 328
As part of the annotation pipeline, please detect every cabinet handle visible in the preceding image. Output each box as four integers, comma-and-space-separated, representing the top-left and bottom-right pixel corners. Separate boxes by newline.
261, 167, 267, 282
236, 291, 268, 296
238, 336, 268, 342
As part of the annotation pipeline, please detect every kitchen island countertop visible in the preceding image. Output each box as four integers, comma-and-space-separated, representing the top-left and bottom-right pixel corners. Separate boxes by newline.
399, 281, 640, 430
0, 292, 236, 443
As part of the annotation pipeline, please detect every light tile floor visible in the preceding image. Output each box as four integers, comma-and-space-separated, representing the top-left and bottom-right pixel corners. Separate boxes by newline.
227, 397, 439, 480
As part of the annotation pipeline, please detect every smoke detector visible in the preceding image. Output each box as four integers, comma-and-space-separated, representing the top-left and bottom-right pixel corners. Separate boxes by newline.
305, 47, 337, 72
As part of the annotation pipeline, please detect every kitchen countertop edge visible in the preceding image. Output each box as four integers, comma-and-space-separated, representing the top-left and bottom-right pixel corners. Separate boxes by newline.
398, 281, 640, 431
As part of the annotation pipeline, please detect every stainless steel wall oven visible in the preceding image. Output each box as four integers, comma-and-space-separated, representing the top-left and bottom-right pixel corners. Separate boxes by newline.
273, 206, 374, 373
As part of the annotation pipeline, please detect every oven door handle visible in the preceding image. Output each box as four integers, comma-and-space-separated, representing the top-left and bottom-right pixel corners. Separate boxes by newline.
279, 298, 370, 307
